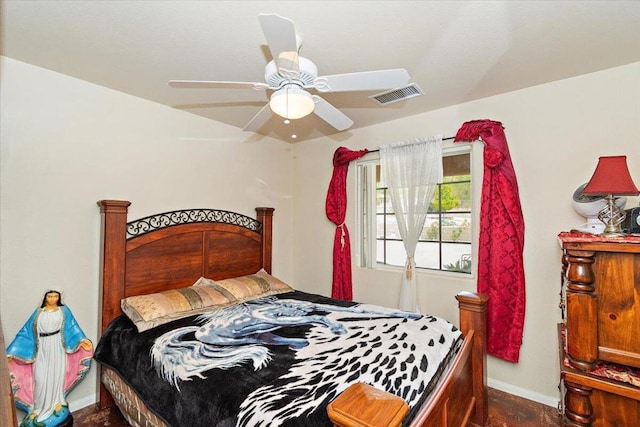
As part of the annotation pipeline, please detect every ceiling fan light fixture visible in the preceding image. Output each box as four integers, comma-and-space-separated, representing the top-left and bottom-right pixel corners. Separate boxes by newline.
269, 85, 315, 119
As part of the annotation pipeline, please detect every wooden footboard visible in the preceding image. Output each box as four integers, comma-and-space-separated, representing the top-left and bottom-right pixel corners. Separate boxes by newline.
329, 292, 488, 427
410, 292, 488, 427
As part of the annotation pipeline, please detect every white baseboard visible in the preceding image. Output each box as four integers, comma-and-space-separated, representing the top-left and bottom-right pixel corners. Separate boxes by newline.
488, 378, 560, 408
69, 393, 98, 412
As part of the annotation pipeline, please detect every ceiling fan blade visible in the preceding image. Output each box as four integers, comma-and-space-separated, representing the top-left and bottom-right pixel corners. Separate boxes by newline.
243, 103, 273, 132
312, 96, 354, 131
314, 69, 411, 93
258, 13, 301, 77
169, 80, 268, 90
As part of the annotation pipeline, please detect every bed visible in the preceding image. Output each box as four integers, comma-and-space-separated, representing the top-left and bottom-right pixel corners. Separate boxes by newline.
95, 200, 488, 427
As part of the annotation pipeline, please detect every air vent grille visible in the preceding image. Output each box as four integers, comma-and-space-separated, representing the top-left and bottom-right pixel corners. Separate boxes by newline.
369, 83, 423, 105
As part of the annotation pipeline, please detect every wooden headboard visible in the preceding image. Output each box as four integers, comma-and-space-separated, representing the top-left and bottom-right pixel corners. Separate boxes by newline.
97, 200, 274, 335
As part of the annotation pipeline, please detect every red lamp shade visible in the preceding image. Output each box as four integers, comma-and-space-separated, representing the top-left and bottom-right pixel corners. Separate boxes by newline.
582, 156, 640, 196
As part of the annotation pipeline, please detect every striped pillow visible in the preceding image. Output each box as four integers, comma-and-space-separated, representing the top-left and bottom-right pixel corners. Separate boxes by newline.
208, 269, 294, 301
121, 277, 237, 332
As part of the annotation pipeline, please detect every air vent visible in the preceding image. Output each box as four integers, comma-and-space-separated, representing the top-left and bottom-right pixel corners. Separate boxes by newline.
369, 83, 423, 105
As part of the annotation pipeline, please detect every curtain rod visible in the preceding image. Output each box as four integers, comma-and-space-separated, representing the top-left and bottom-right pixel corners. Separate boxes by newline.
368, 136, 455, 153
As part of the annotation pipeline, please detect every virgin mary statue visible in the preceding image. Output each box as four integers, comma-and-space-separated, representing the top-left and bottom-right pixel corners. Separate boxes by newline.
7, 290, 93, 427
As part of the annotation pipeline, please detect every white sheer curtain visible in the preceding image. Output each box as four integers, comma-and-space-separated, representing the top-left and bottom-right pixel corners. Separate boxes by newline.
380, 136, 443, 312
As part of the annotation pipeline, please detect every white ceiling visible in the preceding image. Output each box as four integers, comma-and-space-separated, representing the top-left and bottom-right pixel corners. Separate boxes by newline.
2, 1, 639, 143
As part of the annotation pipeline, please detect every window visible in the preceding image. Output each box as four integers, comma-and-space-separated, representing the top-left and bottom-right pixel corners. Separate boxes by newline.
357, 142, 478, 274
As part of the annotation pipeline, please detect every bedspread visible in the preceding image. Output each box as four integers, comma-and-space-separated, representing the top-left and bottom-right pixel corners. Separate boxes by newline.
94, 291, 462, 427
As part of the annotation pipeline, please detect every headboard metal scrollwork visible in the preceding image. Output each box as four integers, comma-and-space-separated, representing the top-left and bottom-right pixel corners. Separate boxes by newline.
126, 209, 263, 239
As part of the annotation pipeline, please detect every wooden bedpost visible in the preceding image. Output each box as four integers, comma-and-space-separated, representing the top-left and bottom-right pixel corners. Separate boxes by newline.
456, 292, 489, 426
98, 200, 131, 334
97, 200, 130, 410
255, 207, 274, 274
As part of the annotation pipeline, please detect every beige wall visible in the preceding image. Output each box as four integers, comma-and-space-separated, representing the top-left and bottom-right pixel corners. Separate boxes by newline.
292, 62, 640, 405
0, 56, 295, 411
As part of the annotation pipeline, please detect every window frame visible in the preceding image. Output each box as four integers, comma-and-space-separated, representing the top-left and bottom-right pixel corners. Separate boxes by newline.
355, 140, 482, 278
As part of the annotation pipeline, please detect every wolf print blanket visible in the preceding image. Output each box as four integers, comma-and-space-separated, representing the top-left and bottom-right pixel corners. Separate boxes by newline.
94, 291, 462, 427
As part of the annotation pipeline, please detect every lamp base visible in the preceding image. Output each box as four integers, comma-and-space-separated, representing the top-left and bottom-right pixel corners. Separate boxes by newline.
601, 229, 626, 238
598, 194, 627, 237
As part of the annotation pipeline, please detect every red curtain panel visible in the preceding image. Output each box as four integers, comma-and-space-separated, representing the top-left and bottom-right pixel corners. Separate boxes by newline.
455, 120, 526, 363
326, 147, 369, 300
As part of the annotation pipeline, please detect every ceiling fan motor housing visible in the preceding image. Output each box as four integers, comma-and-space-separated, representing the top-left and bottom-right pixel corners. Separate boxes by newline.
265, 57, 318, 89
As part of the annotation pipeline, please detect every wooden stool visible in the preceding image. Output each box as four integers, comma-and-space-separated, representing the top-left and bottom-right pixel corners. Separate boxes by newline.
327, 382, 409, 427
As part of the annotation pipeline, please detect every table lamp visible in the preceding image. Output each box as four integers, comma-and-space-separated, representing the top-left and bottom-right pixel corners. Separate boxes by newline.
582, 155, 639, 236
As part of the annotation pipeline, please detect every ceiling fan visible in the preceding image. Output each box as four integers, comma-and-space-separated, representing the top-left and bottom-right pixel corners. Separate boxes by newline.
169, 13, 412, 133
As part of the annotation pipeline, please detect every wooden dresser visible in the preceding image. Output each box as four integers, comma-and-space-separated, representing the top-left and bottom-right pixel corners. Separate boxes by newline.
558, 232, 640, 426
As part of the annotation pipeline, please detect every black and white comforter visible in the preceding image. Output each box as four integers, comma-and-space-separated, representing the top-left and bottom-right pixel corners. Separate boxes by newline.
94, 291, 462, 427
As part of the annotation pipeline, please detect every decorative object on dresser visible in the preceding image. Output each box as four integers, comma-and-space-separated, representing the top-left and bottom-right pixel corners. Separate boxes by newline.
622, 206, 640, 234
581, 155, 640, 237
558, 231, 640, 426
571, 183, 627, 234
95, 200, 489, 427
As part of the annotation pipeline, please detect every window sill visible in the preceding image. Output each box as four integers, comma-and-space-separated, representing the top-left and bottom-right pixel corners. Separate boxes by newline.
358, 264, 475, 281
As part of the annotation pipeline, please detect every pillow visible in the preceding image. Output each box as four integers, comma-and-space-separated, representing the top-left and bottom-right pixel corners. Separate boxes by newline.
121, 277, 237, 332
199, 269, 294, 301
